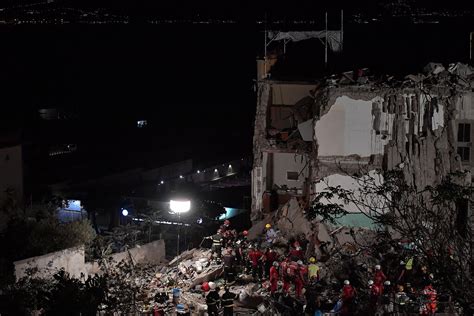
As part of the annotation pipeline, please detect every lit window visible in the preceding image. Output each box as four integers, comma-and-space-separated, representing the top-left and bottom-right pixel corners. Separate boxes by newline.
137, 120, 147, 128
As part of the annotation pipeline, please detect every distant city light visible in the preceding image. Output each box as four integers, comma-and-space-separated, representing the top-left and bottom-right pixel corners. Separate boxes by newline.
197, 170, 200, 174
214, 169, 218, 172
137, 120, 147, 128
161, 180, 164, 184
122, 209, 129, 216
179, 175, 184, 179
228, 164, 232, 168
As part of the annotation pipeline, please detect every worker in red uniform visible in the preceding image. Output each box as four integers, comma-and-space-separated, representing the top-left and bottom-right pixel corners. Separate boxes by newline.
286, 260, 298, 297
368, 279, 382, 315
420, 282, 437, 316
280, 257, 291, 294
248, 245, 264, 280
374, 264, 387, 293
294, 260, 307, 299
269, 261, 280, 296
289, 246, 304, 261
263, 247, 278, 279
341, 280, 357, 316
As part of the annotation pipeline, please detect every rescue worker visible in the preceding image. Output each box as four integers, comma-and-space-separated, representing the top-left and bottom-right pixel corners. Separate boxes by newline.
265, 223, 278, 244
374, 265, 387, 285
289, 246, 304, 261
248, 245, 264, 280
234, 240, 244, 266
206, 286, 220, 316
221, 287, 237, 316
340, 280, 356, 316
421, 281, 437, 316
206, 230, 223, 262
269, 261, 280, 296
220, 220, 231, 247
222, 248, 236, 284
287, 260, 298, 296
280, 257, 291, 294
294, 260, 307, 299
374, 264, 387, 293
381, 280, 394, 315
394, 285, 409, 314
308, 257, 320, 282
297, 233, 309, 253
368, 279, 382, 315
264, 247, 278, 278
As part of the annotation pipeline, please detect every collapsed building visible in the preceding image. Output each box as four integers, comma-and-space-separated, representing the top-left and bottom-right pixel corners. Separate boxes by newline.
251, 60, 474, 239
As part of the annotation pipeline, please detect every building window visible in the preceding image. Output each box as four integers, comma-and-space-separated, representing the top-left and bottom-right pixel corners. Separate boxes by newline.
457, 147, 470, 162
457, 123, 470, 142
137, 120, 147, 128
287, 171, 299, 181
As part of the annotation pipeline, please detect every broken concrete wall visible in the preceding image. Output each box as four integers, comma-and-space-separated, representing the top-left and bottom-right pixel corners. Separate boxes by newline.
252, 72, 473, 242
14, 239, 166, 280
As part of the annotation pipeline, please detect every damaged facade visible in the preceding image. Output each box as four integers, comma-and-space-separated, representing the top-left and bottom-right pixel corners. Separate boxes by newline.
251, 62, 474, 228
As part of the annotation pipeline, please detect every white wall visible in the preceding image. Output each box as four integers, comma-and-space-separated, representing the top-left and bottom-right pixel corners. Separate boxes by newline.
315, 170, 386, 214
272, 152, 308, 189
0, 145, 23, 203
315, 96, 390, 157
315, 95, 445, 158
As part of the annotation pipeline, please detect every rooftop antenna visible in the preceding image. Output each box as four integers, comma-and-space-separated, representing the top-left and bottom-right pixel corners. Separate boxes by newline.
264, 12, 268, 78
325, 12, 328, 69
341, 9, 344, 52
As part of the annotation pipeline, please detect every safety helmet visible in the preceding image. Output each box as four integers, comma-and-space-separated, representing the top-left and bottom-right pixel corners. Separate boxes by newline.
208, 282, 216, 290
273, 261, 279, 267
344, 280, 350, 285
384, 281, 391, 286
368, 280, 374, 286
375, 264, 381, 270
297, 260, 303, 265
296, 247, 301, 251
265, 224, 271, 229
243, 230, 248, 236
309, 257, 316, 263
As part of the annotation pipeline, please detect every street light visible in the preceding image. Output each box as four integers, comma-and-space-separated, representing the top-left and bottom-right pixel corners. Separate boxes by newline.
169, 199, 191, 255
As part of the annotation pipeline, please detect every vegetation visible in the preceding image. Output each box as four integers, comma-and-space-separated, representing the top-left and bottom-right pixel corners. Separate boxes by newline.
307, 168, 474, 310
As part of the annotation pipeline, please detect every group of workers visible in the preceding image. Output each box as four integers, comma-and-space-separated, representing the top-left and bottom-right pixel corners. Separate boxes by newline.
202, 220, 439, 315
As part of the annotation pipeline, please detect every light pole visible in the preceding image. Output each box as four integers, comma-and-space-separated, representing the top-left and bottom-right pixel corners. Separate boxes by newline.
169, 199, 191, 255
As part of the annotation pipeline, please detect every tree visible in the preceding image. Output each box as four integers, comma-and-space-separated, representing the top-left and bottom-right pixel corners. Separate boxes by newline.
306, 167, 474, 310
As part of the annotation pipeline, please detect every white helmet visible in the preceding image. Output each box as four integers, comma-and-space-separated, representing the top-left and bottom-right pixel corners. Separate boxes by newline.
375, 265, 381, 270
273, 262, 279, 267
208, 282, 216, 290
384, 281, 391, 286
344, 280, 350, 285
297, 260, 303, 265
368, 280, 374, 286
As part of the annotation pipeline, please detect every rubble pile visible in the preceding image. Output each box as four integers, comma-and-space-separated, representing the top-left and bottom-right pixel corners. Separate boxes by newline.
327, 62, 474, 89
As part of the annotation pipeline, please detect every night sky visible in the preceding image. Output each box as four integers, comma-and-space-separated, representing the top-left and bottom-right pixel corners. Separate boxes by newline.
1, 0, 474, 179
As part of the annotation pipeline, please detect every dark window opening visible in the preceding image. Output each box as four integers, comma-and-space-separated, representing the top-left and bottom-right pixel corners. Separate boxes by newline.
457, 146, 470, 162
457, 123, 471, 142
287, 171, 299, 181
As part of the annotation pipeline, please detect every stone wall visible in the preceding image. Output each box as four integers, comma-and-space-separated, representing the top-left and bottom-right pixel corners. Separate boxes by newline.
14, 239, 166, 281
